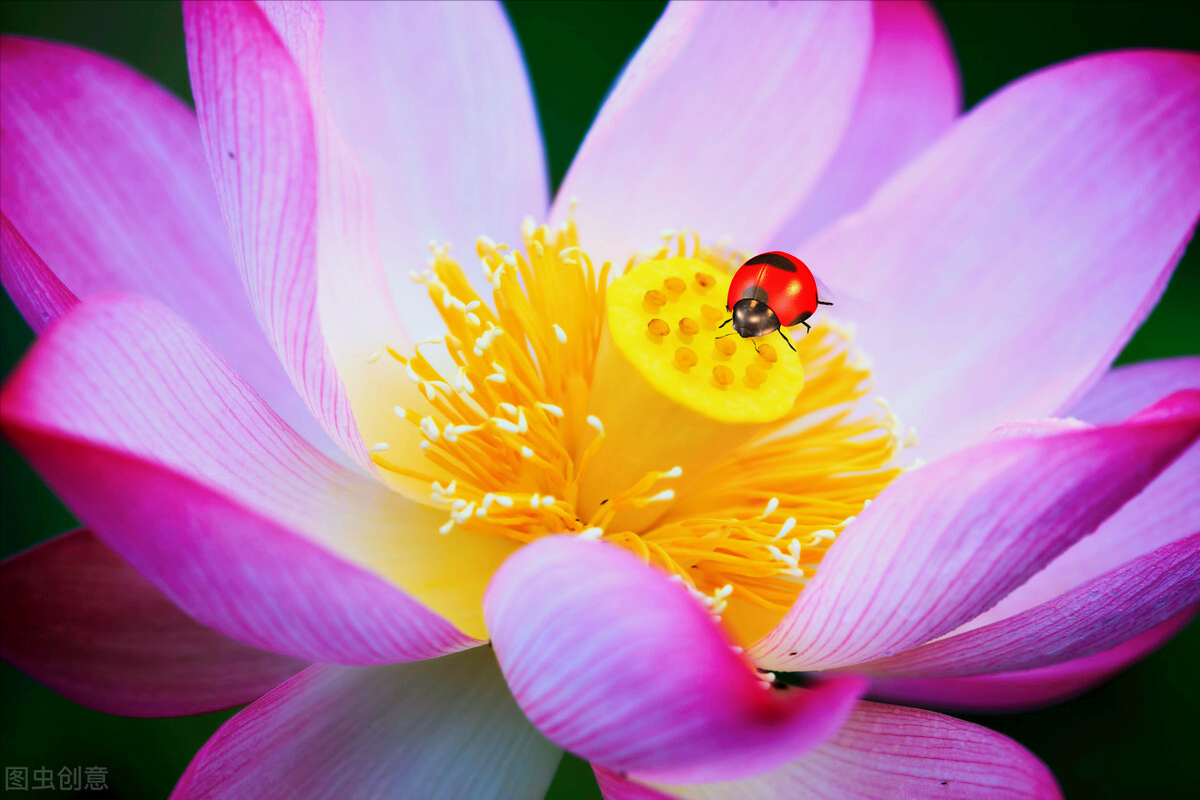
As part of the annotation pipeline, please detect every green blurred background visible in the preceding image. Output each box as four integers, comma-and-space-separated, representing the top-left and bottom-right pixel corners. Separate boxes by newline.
1, 1, 1197, 797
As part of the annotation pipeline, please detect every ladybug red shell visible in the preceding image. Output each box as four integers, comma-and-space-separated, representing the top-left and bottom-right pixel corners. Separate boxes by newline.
723, 252, 831, 348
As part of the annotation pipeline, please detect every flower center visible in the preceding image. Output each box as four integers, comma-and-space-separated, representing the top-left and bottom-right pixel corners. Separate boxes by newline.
368, 218, 911, 645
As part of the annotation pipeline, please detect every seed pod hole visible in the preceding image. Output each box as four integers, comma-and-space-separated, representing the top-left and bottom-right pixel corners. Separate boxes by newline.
712, 364, 735, 387
663, 276, 687, 294
674, 346, 698, 370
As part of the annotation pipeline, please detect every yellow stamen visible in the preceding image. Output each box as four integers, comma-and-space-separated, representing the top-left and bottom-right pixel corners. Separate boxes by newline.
367, 222, 907, 646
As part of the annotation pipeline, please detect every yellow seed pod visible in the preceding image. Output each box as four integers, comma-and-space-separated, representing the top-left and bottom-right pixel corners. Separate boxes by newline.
600, 256, 804, 423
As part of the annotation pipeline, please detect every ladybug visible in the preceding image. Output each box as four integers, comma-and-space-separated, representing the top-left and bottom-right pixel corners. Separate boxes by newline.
721, 251, 832, 351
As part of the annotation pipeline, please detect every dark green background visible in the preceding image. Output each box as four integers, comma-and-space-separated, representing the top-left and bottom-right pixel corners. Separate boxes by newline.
1, 1, 1197, 797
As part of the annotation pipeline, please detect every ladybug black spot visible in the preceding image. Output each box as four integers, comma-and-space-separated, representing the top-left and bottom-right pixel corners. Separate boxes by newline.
740, 284, 770, 303
744, 252, 797, 272
787, 309, 813, 327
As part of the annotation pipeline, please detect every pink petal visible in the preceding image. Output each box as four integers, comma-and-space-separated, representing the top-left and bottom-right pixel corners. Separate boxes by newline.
484, 536, 867, 785
184, 0, 397, 470
869, 607, 1196, 713
0, 529, 306, 717
750, 391, 1200, 672
959, 358, 1200, 630
770, 0, 961, 246
172, 647, 561, 799
596, 701, 1059, 799
1070, 357, 1200, 425
853, 532, 1200, 677
1, 295, 485, 664
0, 211, 78, 333
550, 0, 874, 265
319, 0, 548, 340
801, 51, 1200, 459
0, 35, 327, 454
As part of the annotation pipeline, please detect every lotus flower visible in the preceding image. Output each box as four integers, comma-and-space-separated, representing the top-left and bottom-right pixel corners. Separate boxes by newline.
2, 1, 1198, 797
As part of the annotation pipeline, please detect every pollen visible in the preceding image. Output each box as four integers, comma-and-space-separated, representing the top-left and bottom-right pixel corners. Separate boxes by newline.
364, 221, 908, 646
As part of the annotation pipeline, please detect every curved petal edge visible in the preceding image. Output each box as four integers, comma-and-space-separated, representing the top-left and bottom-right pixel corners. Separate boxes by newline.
0, 529, 306, 717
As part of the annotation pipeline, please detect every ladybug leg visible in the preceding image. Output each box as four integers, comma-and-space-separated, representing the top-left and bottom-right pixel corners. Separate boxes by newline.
719, 318, 733, 329
817, 300, 833, 306
801, 321, 811, 333
777, 329, 797, 352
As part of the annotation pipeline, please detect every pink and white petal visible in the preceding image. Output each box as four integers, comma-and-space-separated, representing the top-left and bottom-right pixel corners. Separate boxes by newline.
597, 702, 1059, 800
750, 391, 1200, 673
801, 51, 1200, 459
5, 428, 478, 666
959, 359, 1200, 630
0, 36, 328, 454
318, 0, 548, 340
869, 607, 1196, 713
854, 532, 1200, 678
185, 0, 399, 470
0, 529, 306, 717
172, 647, 561, 800
0, 211, 78, 334
485, 536, 867, 785
191, 1, 454, 477
550, 0, 874, 266
1, 295, 510, 658
770, 0, 961, 247
1070, 357, 1200, 425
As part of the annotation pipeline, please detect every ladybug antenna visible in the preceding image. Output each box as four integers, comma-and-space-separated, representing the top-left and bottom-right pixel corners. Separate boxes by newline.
777, 328, 797, 352
715, 333, 736, 340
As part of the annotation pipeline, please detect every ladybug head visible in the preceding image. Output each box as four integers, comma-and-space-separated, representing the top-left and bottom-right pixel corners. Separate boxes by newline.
730, 298, 780, 339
